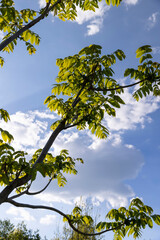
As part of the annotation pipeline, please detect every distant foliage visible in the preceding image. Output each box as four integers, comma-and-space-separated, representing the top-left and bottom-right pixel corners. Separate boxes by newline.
0, 219, 41, 240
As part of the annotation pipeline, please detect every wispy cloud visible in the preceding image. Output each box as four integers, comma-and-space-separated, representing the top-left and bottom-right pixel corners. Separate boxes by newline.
104, 89, 159, 131
6, 206, 35, 222
75, 2, 110, 36
86, 18, 103, 36
40, 214, 57, 225
152, 46, 160, 54
147, 12, 159, 30
34, 138, 143, 208
39, 0, 46, 8
123, 0, 139, 5
0, 31, 4, 40
0, 110, 56, 153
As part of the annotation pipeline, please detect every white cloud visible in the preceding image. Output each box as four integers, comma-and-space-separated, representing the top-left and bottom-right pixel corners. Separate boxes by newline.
0, 31, 4, 40
125, 144, 135, 149
147, 12, 159, 30
152, 46, 160, 54
38, 0, 110, 36
35, 193, 73, 205
0, 110, 56, 153
86, 18, 103, 36
6, 206, 35, 222
32, 128, 144, 208
39, 0, 46, 8
40, 214, 57, 225
75, 2, 110, 36
123, 0, 139, 5
104, 89, 159, 132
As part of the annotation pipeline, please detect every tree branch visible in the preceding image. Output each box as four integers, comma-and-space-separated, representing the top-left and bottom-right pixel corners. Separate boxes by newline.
27, 177, 53, 196
0, 0, 61, 51
7, 199, 126, 237
92, 77, 159, 92
8, 177, 54, 200
0, 76, 88, 203
0, 120, 66, 204
71, 75, 88, 108
92, 79, 146, 92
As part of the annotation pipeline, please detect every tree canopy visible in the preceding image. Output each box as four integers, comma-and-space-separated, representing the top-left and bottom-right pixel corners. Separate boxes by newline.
0, 0, 160, 239
0, 219, 41, 240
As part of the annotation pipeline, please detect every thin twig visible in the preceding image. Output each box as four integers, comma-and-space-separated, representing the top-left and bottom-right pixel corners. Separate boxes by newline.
92, 79, 146, 92
27, 177, 54, 195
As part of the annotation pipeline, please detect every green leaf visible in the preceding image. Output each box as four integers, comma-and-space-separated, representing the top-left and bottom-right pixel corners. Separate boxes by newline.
147, 218, 153, 228
113, 95, 125, 104
136, 45, 152, 58
139, 54, 153, 64
152, 215, 160, 225
108, 98, 120, 108
0, 56, 4, 67
0, 109, 10, 122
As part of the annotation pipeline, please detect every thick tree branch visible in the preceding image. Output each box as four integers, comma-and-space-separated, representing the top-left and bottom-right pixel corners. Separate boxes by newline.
0, 0, 61, 51
7, 199, 126, 237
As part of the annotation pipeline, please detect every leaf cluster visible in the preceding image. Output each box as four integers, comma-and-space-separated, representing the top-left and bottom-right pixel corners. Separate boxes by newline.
0, 0, 39, 58
64, 205, 94, 230
0, 142, 83, 191
96, 198, 160, 239
0, 0, 123, 64
30, 149, 83, 187
43, 0, 122, 21
45, 44, 126, 139
63, 198, 160, 238
124, 45, 160, 100
0, 109, 13, 143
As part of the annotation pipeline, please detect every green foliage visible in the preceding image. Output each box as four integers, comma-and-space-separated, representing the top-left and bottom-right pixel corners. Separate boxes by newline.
0, 42, 160, 238
0, 144, 29, 186
0, 1, 160, 238
0, 0, 39, 55
94, 198, 160, 239
45, 44, 126, 139
124, 45, 160, 100
0, 0, 122, 63
45, 0, 122, 21
0, 128, 13, 143
0, 109, 10, 122
30, 149, 83, 187
0, 142, 83, 190
0, 56, 4, 67
0, 109, 13, 143
0, 219, 42, 240
0, 219, 14, 239
62, 198, 159, 239
61, 200, 103, 240
105, 0, 122, 6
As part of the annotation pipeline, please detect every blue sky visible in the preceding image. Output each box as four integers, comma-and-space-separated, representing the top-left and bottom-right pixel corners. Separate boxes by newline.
0, 0, 160, 239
